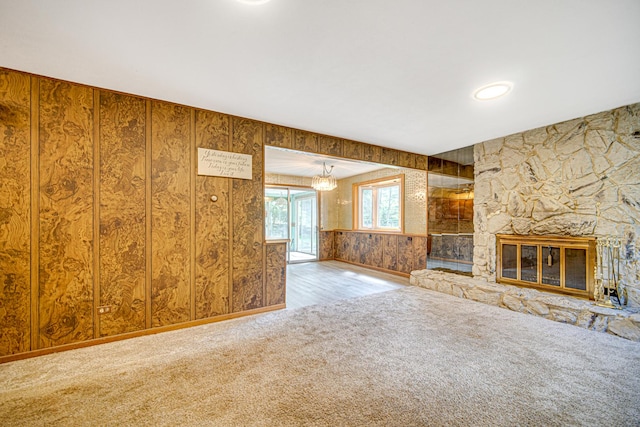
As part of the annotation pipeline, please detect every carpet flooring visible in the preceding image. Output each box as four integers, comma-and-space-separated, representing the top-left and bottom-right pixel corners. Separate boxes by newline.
1, 286, 639, 426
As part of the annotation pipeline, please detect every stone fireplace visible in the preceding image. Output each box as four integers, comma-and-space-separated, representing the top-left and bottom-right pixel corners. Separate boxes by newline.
412, 102, 640, 341
473, 103, 640, 306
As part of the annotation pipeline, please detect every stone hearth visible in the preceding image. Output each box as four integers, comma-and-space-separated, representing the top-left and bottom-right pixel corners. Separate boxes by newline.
411, 269, 640, 341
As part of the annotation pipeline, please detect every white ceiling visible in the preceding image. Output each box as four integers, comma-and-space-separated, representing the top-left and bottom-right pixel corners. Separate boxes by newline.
1, 0, 639, 155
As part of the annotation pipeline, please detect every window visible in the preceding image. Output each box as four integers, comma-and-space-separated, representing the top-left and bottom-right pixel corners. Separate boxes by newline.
354, 175, 403, 232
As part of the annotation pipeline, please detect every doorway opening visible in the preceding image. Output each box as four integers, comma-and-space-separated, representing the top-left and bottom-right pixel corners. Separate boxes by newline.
265, 186, 318, 263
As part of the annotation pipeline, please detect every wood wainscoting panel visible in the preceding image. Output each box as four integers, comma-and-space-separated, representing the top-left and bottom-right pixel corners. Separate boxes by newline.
335, 231, 348, 261
353, 233, 364, 264
231, 117, 264, 312
98, 92, 147, 337
333, 231, 425, 276
37, 78, 95, 348
412, 236, 428, 271
0, 70, 32, 356
194, 110, 230, 318
265, 124, 292, 149
383, 234, 398, 271
346, 233, 358, 263
150, 101, 191, 327
319, 230, 335, 260
265, 242, 286, 306
369, 234, 384, 268
397, 236, 414, 274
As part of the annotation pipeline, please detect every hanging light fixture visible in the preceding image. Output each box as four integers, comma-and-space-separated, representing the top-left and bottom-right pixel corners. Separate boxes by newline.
312, 162, 337, 191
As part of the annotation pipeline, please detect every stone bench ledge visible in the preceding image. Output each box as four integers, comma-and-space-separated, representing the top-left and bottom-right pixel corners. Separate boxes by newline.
410, 269, 640, 341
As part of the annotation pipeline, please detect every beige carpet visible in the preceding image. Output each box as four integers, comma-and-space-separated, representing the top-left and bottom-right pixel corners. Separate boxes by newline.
1, 286, 639, 426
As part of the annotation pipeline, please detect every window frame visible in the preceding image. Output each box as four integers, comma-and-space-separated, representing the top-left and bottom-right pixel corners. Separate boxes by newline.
353, 174, 404, 233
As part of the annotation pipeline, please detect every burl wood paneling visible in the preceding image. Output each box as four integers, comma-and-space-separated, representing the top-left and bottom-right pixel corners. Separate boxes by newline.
195, 110, 230, 318
335, 231, 347, 260
355, 233, 368, 264
0, 70, 31, 356
363, 145, 381, 163
319, 230, 334, 260
38, 79, 94, 348
397, 236, 414, 274
334, 231, 426, 275
293, 130, 317, 152
151, 101, 191, 326
231, 117, 264, 312
398, 151, 415, 169
265, 242, 286, 306
265, 124, 292, 149
370, 234, 384, 268
317, 135, 342, 157
412, 236, 428, 271
343, 139, 363, 160
380, 148, 398, 166
98, 92, 146, 337
383, 234, 398, 271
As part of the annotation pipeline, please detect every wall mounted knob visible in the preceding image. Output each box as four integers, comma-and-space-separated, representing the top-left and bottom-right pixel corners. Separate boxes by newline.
211, 195, 218, 202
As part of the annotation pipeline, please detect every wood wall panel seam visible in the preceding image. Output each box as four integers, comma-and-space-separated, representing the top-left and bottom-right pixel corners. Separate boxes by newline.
93, 89, 101, 339
29, 76, 40, 351
190, 109, 196, 321
262, 140, 267, 305
227, 119, 234, 314
145, 99, 152, 329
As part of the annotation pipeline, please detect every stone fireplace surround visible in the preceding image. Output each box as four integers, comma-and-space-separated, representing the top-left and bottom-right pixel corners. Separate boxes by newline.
412, 103, 640, 341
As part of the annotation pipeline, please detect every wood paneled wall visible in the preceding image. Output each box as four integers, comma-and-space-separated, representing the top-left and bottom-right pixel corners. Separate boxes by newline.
0, 68, 283, 359
1, 66, 428, 360
331, 230, 427, 276
265, 124, 427, 170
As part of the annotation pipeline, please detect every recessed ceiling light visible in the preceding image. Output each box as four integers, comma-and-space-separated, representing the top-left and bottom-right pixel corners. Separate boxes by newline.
473, 81, 513, 101
236, 0, 271, 4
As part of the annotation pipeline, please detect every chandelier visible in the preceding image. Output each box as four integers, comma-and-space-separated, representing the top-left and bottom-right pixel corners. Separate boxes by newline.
311, 162, 337, 191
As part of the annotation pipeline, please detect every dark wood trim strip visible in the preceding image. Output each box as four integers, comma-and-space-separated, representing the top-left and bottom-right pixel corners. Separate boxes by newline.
93, 89, 101, 339
29, 76, 40, 351
190, 109, 197, 321
145, 99, 153, 329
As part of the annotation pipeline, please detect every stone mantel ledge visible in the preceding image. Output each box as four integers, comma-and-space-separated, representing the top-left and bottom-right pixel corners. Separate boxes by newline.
410, 269, 640, 342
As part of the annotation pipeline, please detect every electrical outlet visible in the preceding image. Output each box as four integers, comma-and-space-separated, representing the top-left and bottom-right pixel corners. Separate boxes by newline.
97, 306, 111, 314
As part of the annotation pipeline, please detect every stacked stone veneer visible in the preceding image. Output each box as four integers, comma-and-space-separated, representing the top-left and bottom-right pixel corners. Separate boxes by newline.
410, 269, 640, 341
473, 103, 640, 305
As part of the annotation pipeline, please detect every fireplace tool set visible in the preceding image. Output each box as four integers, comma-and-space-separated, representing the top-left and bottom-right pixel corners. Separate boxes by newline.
594, 237, 625, 308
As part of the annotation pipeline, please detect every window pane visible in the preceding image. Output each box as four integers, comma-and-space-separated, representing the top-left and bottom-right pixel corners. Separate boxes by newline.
361, 188, 373, 228
265, 188, 288, 240
377, 185, 400, 228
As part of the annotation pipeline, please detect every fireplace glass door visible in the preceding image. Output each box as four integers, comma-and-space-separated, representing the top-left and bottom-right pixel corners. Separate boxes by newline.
497, 235, 595, 299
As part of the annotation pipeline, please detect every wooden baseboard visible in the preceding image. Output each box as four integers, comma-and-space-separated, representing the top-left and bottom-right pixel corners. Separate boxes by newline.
0, 304, 285, 364
332, 259, 411, 278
